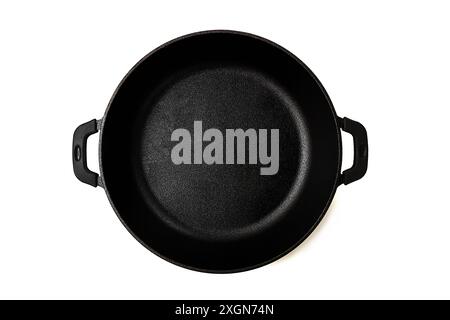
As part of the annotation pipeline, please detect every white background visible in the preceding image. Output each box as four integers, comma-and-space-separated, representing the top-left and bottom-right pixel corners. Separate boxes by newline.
0, 1, 449, 299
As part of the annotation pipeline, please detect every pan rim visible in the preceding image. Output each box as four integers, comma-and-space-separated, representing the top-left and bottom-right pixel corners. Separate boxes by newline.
98, 29, 343, 273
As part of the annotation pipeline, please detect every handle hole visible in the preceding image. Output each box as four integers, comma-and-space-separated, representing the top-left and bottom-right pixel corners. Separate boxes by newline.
341, 130, 354, 171
74, 145, 81, 161
87, 132, 100, 173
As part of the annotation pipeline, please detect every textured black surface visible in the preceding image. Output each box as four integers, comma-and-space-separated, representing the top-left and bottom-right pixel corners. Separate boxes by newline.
99, 31, 344, 272
137, 66, 308, 240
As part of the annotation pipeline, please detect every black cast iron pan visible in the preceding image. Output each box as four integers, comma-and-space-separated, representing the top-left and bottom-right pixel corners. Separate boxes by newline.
73, 30, 368, 273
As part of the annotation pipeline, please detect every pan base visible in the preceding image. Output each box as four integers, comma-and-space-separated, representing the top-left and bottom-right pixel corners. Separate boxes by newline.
134, 65, 311, 241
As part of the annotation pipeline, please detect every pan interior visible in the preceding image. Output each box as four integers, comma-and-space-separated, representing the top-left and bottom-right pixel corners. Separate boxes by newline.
134, 64, 310, 240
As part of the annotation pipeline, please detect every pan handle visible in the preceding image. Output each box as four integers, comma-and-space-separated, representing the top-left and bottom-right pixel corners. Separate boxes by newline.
73, 119, 100, 187
339, 117, 368, 185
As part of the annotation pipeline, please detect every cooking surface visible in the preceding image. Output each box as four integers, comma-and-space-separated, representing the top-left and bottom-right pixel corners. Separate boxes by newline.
135, 65, 310, 240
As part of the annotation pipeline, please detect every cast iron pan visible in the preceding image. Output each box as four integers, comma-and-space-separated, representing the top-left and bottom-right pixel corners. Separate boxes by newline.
73, 30, 368, 273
